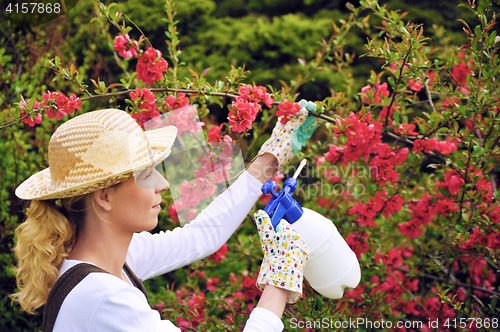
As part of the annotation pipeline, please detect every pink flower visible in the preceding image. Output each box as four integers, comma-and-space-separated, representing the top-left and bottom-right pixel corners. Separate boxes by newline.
451, 61, 472, 86
436, 140, 458, 155
412, 138, 437, 154
43, 92, 81, 120
345, 231, 369, 259
207, 124, 223, 142
408, 79, 422, 92
443, 170, 464, 196
395, 123, 418, 136
252, 85, 273, 108
165, 105, 204, 136
383, 195, 405, 218
276, 99, 301, 124
238, 86, 252, 96
66, 94, 82, 114
325, 144, 343, 164
129, 88, 158, 127
361, 81, 390, 104
168, 204, 179, 223
130, 87, 156, 111
19, 99, 42, 127
209, 243, 228, 263
374, 81, 390, 103
206, 277, 220, 293
379, 105, 399, 121
228, 99, 260, 133
136, 47, 168, 84
242, 276, 256, 288
113, 34, 139, 58
398, 221, 424, 239
164, 92, 189, 111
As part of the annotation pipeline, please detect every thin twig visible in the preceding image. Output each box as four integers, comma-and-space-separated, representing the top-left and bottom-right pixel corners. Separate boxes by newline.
80, 88, 240, 101
425, 84, 436, 113
385, 49, 412, 128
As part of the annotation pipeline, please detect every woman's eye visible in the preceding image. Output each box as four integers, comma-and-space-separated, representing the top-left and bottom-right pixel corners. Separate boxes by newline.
144, 171, 152, 179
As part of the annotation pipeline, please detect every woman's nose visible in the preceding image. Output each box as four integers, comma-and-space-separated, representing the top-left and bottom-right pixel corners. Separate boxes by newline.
152, 168, 169, 192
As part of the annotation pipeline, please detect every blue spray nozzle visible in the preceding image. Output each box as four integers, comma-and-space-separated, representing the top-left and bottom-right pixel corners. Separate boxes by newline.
261, 180, 278, 196
262, 176, 303, 230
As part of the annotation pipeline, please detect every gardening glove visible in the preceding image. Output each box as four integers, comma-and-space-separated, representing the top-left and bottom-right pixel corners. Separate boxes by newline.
258, 100, 321, 171
254, 209, 311, 303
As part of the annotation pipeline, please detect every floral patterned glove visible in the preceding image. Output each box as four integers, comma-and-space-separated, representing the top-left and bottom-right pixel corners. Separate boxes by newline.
258, 100, 320, 170
254, 210, 311, 303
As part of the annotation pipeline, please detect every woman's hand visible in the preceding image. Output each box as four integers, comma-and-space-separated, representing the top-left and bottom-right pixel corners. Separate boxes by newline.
254, 210, 310, 304
257, 100, 320, 171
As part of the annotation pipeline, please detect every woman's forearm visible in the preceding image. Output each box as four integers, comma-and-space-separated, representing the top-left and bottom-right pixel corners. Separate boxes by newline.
256, 285, 289, 318
246, 153, 279, 184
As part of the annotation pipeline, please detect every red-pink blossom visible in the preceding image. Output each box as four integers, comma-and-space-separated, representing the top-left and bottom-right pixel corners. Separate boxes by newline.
276, 99, 301, 124
383, 194, 405, 218
451, 60, 472, 86
436, 140, 458, 155
43, 92, 81, 120
252, 85, 274, 108
168, 204, 179, 223
441, 170, 464, 196
164, 92, 189, 111
227, 99, 260, 133
325, 144, 343, 164
345, 231, 369, 259
19, 99, 42, 127
165, 105, 204, 136
130, 87, 156, 112
136, 47, 168, 84
206, 277, 220, 293
408, 79, 422, 92
209, 243, 228, 263
379, 105, 399, 121
395, 123, 418, 136
208, 124, 223, 142
129, 88, 159, 127
412, 137, 437, 154
113, 34, 139, 58
361, 81, 390, 104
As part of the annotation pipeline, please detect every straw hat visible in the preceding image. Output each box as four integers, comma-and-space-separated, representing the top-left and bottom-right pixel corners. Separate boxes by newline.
15, 109, 177, 200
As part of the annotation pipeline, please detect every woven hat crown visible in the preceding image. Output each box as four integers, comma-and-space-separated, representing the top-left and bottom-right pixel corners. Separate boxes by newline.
16, 109, 177, 200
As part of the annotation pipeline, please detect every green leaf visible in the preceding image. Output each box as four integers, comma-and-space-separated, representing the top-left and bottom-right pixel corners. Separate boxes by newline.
438, 187, 451, 197
393, 110, 400, 123
472, 145, 484, 157
455, 224, 464, 233
462, 212, 470, 223
388, 76, 395, 88
27, 93, 38, 110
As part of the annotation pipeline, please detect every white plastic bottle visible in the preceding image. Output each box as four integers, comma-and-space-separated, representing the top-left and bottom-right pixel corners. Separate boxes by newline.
291, 207, 361, 299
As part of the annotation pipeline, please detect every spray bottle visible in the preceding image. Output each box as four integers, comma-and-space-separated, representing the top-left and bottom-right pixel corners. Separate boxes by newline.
261, 159, 361, 299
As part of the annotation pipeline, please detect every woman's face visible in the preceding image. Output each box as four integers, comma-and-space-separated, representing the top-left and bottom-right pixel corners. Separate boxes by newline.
108, 167, 169, 233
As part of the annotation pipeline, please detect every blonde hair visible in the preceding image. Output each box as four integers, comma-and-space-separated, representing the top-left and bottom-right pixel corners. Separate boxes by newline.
10, 194, 92, 314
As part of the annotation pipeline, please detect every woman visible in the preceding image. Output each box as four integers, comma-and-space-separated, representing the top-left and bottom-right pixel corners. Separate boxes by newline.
11, 108, 311, 331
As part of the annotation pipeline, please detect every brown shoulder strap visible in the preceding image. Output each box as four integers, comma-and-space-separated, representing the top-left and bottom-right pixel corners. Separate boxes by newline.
123, 263, 148, 300
42, 263, 148, 332
42, 263, 107, 332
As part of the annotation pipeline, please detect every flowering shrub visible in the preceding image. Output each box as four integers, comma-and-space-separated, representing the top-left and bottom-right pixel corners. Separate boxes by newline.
2, 0, 500, 331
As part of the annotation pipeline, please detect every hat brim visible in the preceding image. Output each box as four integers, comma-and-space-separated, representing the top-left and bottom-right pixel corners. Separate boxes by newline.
15, 125, 177, 200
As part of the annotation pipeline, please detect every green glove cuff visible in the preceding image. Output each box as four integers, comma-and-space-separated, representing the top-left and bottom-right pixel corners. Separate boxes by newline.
291, 100, 322, 154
